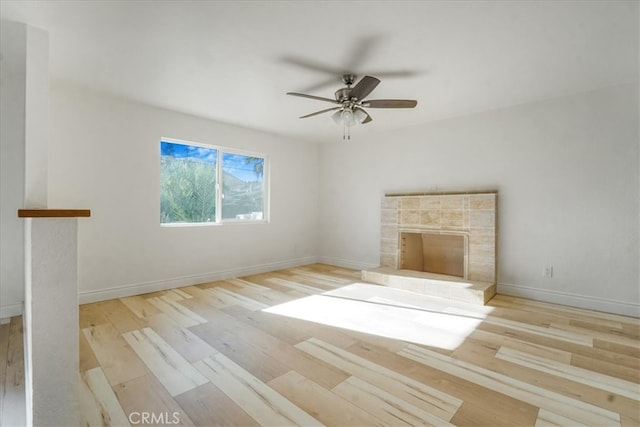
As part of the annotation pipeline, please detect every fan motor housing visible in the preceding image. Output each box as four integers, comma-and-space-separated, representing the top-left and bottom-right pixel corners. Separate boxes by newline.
334, 88, 351, 101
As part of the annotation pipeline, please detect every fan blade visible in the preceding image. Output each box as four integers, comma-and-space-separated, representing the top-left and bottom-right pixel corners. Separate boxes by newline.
362, 99, 417, 108
299, 77, 346, 93
367, 70, 421, 79
299, 106, 342, 119
280, 56, 346, 76
287, 92, 340, 104
349, 75, 380, 101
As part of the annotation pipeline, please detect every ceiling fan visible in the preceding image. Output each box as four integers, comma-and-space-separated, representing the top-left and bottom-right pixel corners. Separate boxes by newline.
287, 74, 417, 140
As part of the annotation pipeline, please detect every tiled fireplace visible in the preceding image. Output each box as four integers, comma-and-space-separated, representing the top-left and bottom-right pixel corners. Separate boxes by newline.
363, 191, 498, 304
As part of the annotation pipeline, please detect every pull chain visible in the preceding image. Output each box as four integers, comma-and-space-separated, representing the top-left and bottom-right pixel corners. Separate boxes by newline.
343, 124, 351, 140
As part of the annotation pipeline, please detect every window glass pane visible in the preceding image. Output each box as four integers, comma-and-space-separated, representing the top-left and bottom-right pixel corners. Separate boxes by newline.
221, 153, 264, 220
160, 141, 217, 223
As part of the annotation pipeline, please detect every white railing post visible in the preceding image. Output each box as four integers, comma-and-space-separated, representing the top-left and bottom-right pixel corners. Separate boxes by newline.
20, 209, 90, 426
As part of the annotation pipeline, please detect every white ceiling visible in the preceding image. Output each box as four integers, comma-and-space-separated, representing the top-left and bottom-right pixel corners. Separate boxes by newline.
1, 1, 638, 143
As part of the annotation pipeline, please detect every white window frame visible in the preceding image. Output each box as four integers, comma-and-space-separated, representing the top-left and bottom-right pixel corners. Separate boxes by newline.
160, 137, 269, 226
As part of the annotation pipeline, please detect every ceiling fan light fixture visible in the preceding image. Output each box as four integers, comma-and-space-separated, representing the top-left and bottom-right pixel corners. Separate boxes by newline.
341, 109, 355, 127
331, 107, 367, 127
331, 110, 343, 125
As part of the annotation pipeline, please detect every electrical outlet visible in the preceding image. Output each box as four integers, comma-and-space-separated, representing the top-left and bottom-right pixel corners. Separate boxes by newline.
543, 266, 553, 278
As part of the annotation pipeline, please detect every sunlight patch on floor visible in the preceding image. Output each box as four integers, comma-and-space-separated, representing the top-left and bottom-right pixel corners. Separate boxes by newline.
263, 283, 492, 350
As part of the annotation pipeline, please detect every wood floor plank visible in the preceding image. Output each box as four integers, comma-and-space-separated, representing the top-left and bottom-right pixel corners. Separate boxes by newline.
80, 302, 110, 329
174, 382, 259, 427
240, 275, 309, 297
446, 307, 594, 346
195, 354, 324, 426
453, 336, 639, 420
450, 400, 537, 427
225, 278, 271, 292
268, 370, 386, 426
217, 307, 351, 389
535, 408, 589, 427
97, 299, 146, 333
622, 413, 640, 427
174, 295, 230, 322
288, 268, 352, 285
145, 313, 219, 363
490, 295, 640, 326
189, 311, 292, 382
79, 329, 100, 372
83, 322, 149, 386
569, 318, 631, 337
399, 343, 621, 426
222, 304, 359, 350
178, 285, 215, 299
222, 281, 295, 306
119, 295, 162, 319
469, 328, 573, 364
290, 274, 344, 290
571, 352, 640, 382
345, 340, 540, 427
264, 276, 325, 295
169, 288, 194, 300
0, 321, 9, 424
147, 296, 207, 328
309, 263, 363, 280
0, 317, 25, 427
551, 321, 640, 350
205, 287, 268, 311
478, 321, 640, 369
122, 327, 208, 396
114, 374, 196, 426
296, 337, 463, 421
496, 346, 640, 401
80, 367, 130, 427
333, 375, 455, 426
622, 323, 640, 338
594, 337, 640, 358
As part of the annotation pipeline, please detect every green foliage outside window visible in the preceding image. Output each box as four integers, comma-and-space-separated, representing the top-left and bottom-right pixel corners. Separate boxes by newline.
160, 156, 217, 223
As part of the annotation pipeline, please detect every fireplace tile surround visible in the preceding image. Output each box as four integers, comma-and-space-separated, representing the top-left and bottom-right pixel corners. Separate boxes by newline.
364, 191, 497, 304
375, 192, 497, 299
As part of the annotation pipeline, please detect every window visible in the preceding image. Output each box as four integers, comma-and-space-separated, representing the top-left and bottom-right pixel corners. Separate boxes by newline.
160, 139, 267, 225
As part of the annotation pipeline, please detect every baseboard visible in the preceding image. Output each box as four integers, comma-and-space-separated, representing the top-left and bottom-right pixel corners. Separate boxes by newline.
0, 302, 23, 321
79, 256, 318, 304
498, 282, 640, 318
317, 256, 379, 271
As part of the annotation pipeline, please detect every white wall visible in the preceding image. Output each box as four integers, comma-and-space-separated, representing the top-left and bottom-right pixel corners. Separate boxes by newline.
0, 21, 49, 319
48, 82, 320, 302
23, 25, 48, 209
319, 83, 639, 316
0, 21, 26, 319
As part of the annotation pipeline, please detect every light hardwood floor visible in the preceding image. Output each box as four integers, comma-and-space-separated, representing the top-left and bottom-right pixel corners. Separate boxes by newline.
0, 315, 25, 427
1, 264, 639, 426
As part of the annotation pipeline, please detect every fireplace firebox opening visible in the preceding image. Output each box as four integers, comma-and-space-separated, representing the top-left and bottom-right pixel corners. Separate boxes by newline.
399, 232, 466, 278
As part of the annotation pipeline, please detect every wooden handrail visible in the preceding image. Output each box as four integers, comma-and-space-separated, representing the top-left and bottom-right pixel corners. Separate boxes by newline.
18, 209, 91, 218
